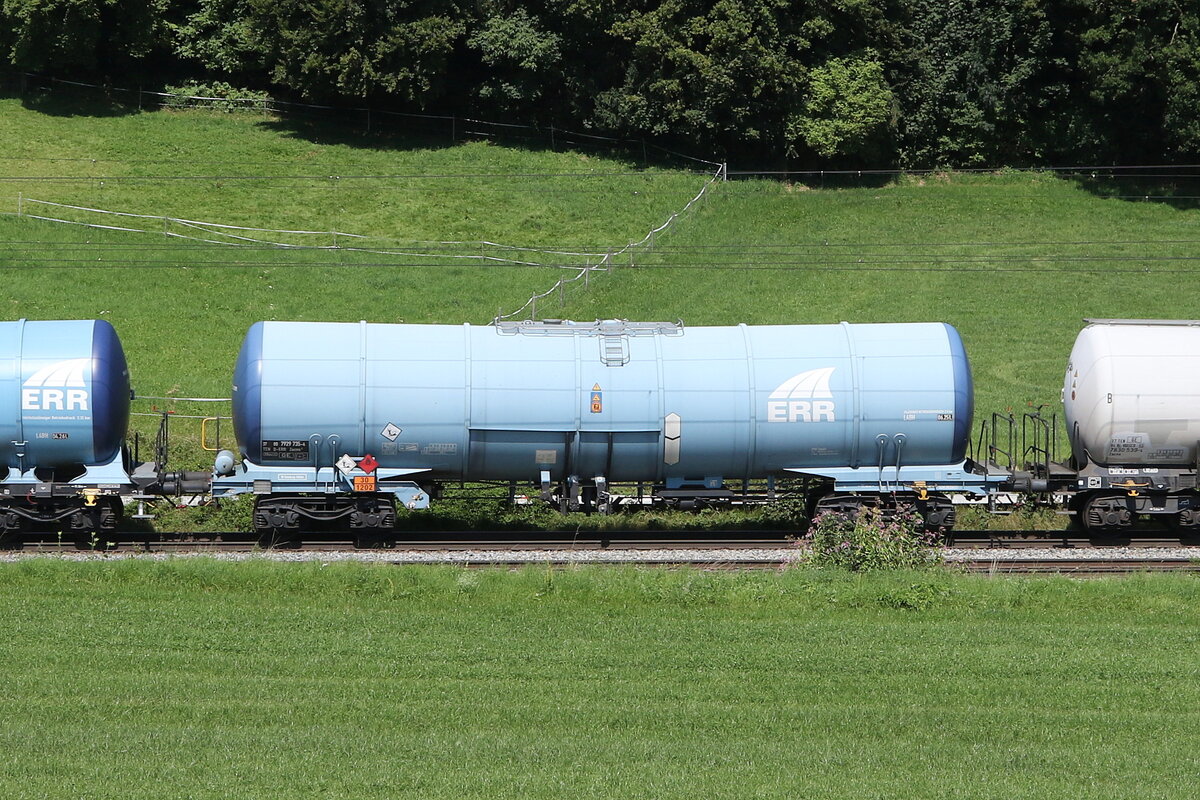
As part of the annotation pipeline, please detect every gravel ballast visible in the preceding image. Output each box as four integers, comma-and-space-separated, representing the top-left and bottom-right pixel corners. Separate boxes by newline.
2, 546, 1199, 564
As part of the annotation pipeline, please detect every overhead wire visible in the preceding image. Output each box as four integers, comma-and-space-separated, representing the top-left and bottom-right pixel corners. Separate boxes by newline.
3, 237, 1199, 251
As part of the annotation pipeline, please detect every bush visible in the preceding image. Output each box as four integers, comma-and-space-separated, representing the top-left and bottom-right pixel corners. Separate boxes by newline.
161, 81, 270, 112
797, 504, 942, 572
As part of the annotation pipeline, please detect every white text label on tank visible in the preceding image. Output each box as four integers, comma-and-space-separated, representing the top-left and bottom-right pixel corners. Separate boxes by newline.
21, 359, 91, 411
766, 367, 836, 423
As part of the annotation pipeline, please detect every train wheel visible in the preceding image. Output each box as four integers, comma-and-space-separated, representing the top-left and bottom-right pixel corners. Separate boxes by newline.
914, 494, 956, 534
71, 499, 123, 550
811, 494, 867, 521
1082, 493, 1135, 536
0, 508, 22, 549
253, 498, 301, 548
351, 497, 397, 549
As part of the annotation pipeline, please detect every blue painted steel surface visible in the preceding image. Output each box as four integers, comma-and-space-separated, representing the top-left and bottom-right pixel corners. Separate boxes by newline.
0, 319, 130, 470
228, 320, 976, 490
944, 323, 974, 461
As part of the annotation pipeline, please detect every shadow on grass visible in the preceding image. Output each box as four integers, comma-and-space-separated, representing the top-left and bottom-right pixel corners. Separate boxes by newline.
1066, 173, 1200, 212
3, 74, 710, 172
254, 107, 688, 172
6, 87, 141, 119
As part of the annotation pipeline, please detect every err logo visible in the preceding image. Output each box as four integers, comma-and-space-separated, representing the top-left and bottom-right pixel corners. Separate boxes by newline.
767, 367, 836, 423
22, 358, 91, 411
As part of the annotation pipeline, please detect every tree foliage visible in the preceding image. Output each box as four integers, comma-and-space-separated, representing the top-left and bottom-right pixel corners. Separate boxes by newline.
467, 7, 562, 113
2, 0, 167, 73
789, 51, 893, 158
2, 0, 1198, 165
244, 0, 466, 102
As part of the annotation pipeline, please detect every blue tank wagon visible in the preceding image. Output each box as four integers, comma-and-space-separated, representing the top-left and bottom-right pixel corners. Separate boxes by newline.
0, 319, 133, 533
213, 319, 993, 539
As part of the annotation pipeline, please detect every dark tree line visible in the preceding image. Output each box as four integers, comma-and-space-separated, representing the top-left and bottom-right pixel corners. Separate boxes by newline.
2, 0, 1197, 166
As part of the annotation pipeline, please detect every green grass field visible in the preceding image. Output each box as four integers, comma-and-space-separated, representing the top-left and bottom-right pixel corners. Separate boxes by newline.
0, 95, 712, 398
1, 561, 1198, 799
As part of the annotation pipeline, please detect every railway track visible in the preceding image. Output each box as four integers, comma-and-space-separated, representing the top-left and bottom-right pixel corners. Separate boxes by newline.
955, 559, 1200, 575
6, 527, 1198, 550
4, 529, 1199, 575
6, 531, 797, 552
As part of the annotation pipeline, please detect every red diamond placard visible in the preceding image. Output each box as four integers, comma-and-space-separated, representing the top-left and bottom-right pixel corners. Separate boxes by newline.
359, 453, 379, 473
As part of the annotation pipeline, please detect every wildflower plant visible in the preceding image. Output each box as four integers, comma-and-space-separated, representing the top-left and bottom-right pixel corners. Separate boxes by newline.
798, 504, 943, 571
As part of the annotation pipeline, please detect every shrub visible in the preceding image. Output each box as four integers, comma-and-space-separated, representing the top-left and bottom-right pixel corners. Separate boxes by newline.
161, 81, 270, 112
797, 504, 942, 572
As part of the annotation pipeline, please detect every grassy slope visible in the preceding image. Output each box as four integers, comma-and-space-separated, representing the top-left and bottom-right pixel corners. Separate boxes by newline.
1, 562, 1198, 799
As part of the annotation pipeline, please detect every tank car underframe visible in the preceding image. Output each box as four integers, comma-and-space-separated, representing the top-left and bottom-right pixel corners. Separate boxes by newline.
252, 494, 399, 547
0, 449, 131, 534
1070, 462, 1200, 533
0, 494, 122, 535
784, 460, 1001, 497
211, 461, 431, 509
1073, 490, 1200, 533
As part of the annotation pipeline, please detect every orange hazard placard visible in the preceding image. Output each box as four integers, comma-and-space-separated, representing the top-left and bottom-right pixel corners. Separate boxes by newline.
353, 475, 377, 492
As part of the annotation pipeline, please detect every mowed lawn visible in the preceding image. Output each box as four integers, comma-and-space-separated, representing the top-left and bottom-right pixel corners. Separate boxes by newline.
1, 560, 1198, 798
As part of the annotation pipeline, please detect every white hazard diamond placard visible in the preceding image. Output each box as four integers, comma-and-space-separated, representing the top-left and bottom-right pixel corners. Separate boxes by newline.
381, 422, 402, 442
336, 454, 357, 472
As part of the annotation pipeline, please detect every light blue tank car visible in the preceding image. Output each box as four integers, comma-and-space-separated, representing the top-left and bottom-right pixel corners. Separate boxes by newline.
0, 319, 132, 533
214, 319, 993, 536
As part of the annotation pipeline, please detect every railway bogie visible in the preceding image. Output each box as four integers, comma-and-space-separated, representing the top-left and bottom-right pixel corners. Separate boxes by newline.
252, 494, 399, 548
810, 492, 956, 532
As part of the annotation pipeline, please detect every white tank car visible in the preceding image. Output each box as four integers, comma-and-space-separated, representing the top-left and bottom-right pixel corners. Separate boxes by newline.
1064, 319, 1200, 467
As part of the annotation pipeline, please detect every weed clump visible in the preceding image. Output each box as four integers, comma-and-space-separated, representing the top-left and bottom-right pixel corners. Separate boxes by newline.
797, 505, 942, 571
